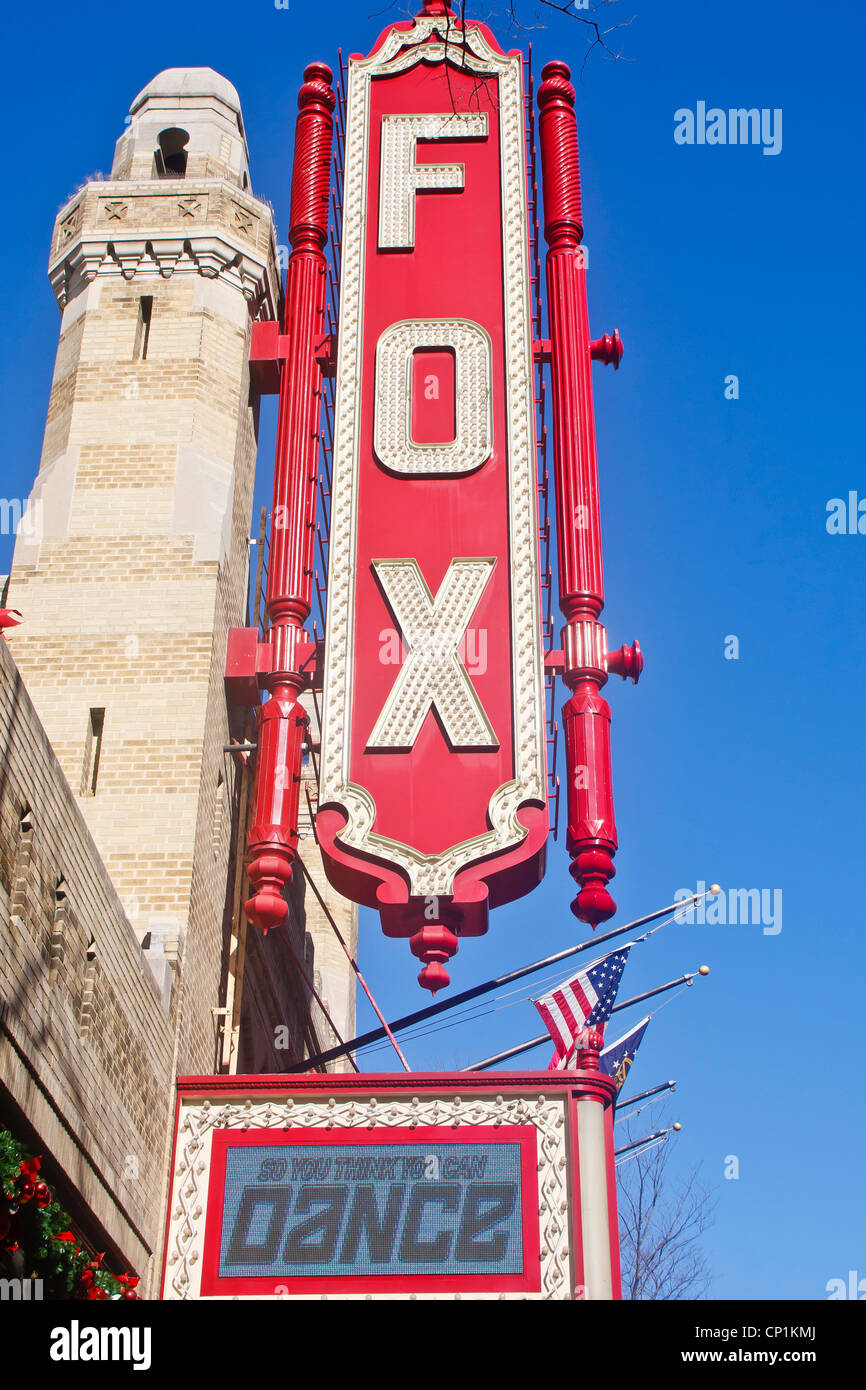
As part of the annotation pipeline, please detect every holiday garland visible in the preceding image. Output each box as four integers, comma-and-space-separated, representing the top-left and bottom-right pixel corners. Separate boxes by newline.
0, 1128, 140, 1299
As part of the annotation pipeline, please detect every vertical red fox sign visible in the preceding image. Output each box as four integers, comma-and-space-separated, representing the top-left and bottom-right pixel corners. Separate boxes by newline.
317, 5, 547, 990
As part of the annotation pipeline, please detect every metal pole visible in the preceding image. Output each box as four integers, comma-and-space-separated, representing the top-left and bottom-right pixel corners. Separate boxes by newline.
615, 1080, 676, 1111
282, 889, 711, 1073
614, 1126, 678, 1158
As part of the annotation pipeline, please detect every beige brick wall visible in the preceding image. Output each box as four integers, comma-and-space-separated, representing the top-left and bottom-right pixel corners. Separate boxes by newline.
0, 636, 174, 1294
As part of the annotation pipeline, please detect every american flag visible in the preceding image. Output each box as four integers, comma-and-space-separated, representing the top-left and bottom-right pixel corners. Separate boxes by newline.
533, 947, 632, 1070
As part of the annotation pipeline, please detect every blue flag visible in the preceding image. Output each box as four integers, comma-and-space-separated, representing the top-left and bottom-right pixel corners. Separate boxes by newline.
600, 1016, 650, 1096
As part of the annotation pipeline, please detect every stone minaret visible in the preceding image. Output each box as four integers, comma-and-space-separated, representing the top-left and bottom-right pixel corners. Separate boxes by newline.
7, 68, 283, 1072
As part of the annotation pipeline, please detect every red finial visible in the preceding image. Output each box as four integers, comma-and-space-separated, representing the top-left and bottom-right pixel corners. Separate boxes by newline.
410, 923, 458, 994
571, 848, 616, 925
298, 62, 336, 114
538, 59, 575, 113
289, 63, 336, 253
537, 59, 583, 248
419, 0, 453, 14
573, 1026, 605, 1071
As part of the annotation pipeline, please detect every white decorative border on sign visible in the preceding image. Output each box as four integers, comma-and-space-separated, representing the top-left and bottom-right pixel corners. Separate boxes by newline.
319, 15, 546, 896
164, 1089, 572, 1300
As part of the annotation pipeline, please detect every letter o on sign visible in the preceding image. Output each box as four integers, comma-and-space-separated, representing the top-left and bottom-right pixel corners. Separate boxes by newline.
374, 318, 492, 475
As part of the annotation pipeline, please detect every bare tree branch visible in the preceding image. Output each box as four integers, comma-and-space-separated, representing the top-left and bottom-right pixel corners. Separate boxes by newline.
506, 0, 636, 77
617, 1110, 717, 1300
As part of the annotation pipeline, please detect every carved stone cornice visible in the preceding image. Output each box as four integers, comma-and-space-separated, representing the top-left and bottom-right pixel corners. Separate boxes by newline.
48, 179, 282, 319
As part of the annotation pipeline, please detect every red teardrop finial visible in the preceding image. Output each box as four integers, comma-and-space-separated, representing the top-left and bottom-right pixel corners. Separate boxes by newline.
570, 848, 616, 925
410, 923, 459, 994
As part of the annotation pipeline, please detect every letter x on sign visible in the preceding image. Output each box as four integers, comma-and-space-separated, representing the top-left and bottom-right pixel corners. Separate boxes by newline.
368, 558, 498, 750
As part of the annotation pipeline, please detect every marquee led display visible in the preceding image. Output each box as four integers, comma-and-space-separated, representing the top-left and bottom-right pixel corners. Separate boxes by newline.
203, 1127, 538, 1294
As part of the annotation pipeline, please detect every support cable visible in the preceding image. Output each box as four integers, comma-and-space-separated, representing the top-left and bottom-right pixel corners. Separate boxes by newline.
296, 854, 412, 1073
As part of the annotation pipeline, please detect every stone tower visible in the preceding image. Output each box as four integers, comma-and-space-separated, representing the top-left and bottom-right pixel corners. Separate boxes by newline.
6, 68, 355, 1074
0, 66, 359, 1295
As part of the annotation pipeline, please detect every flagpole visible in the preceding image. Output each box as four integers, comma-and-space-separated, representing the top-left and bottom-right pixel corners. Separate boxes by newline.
614, 1080, 676, 1111
614, 1123, 681, 1158
462, 969, 709, 1072
284, 887, 718, 1073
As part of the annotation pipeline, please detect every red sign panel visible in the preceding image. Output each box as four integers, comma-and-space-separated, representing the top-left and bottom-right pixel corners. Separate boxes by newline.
318, 12, 547, 989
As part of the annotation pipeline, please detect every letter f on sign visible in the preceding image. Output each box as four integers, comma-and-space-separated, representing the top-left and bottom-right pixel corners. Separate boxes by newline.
368, 557, 498, 750
378, 113, 489, 250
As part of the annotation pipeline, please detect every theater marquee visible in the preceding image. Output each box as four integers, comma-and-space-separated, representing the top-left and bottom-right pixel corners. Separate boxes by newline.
205, 1127, 538, 1295
162, 1074, 621, 1300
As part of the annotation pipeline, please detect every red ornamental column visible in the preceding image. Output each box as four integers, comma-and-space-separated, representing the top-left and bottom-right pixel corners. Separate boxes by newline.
538, 60, 640, 926
245, 63, 335, 933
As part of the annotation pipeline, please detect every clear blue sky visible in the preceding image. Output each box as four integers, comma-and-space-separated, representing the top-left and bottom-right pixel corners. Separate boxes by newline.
1, 0, 864, 1301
